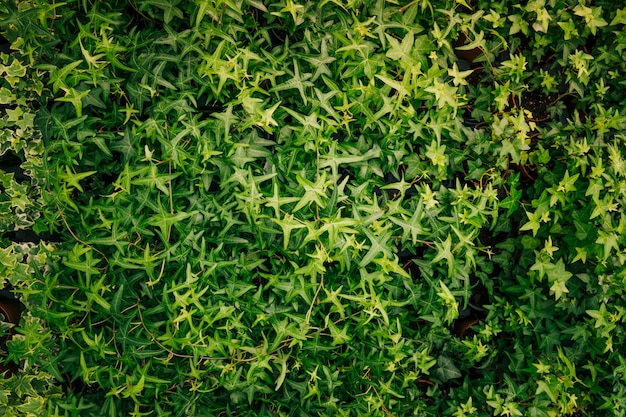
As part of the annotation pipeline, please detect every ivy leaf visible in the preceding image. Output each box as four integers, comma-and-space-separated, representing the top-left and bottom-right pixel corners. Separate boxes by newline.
270, 59, 313, 105
321, 285, 346, 319
375, 73, 409, 98
425, 79, 460, 110
45, 60, 83, 93
256, 100, 281, 133
265, 180, 300, 218
536, 379, 558, 402
5, 106, 24, 122
558, 19, 579, 40
447, 62, 473, 86
412, 34, 436, 67
123, 373, 145, 398
556, 170, 580, 194
433, 355, 462, 382
63, 244, 102, 278
595, 230, 620, 260
574, 5, 608, 35
279, 0, 304, 25
272, 214, 307, 250
131, 164, 181, 195
425, 139, 448, 168
549, 279, 569, 301
528, 403, 552, 417
520, 203, 550, 237
283, 106, 321, 137
79, 40, 106, 69
454, 0, 472, 10
610, 8, 626, 25
547, 259, 573, 300
359, 227, 394, 268
431, 234, 455, 276
293, 172, 331, 212
304, 38, 336, 82
58, 166, 97, 192
141, 0, 183, 24
385, 32, 414, 61
327, 320, 351, 346
372, 255, 410, 279
320, 142, 380, 177
148, 210, 196, 238
56, 87, 90, 117
389, 200, 430, 245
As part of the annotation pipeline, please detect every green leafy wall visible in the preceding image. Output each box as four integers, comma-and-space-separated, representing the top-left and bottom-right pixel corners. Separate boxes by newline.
1, 0, 626, 416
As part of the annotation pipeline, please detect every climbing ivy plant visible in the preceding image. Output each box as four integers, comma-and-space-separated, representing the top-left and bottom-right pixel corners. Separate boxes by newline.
2, 0, 626, 416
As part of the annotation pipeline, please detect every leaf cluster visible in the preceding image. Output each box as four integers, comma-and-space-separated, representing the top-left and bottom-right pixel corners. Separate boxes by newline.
2, 0, 626, 416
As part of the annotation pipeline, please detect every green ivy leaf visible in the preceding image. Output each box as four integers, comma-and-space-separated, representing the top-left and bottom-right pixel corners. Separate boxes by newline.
385, 32, 414, 61
57, 166, 96, 192
293, 172, 331, 212
359, 227, 394, 268
433, 355, 462, 382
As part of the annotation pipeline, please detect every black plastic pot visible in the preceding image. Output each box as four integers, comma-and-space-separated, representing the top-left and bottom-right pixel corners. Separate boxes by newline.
0, 297, 21, 377
0, 298, 20, 343
0, 34, 11, 54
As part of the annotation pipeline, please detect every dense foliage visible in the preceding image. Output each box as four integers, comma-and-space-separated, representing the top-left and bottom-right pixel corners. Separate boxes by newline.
2, 0, 626, 415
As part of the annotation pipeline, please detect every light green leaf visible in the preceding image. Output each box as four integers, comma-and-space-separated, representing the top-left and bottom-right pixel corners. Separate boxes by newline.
385, 32, 413, 61
359, 227, 394, 268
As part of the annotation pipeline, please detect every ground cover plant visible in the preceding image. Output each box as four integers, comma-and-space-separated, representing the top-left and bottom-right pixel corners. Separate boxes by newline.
2, 0, 626, 415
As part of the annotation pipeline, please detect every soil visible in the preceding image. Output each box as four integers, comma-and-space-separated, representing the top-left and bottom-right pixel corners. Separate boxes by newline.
520, 89, 558, 121
464, 66, 485, 87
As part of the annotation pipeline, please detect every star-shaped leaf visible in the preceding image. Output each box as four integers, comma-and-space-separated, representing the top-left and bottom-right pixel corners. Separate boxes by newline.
148, 209, 195, 238
293, 172, 331, 212
56, 87, 91, 117
447, 62, 473, 86
271, 59, 313, 105
610, 7, 626, 25
432, 234, 455, 276
58, 166, 97, 192
359, 227, 394, 268
389, 201, 429, 245
385, 31, 414, 61
547, 259, 572, 300
272, 214, 306, 250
